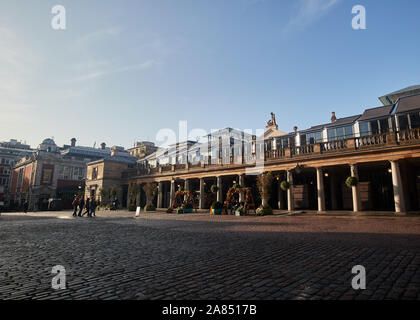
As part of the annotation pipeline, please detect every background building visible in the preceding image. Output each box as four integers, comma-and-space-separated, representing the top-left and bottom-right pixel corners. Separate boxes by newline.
8, 138, 129, 211
0, 139, 34, 209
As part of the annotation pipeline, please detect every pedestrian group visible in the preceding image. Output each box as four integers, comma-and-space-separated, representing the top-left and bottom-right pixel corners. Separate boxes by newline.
72, 195, 96, 218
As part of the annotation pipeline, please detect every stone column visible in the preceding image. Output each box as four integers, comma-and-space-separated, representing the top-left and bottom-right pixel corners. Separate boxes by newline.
277, 179, 284, 210
184, 179, 190, 202
157, 181, 163, 208
199, 178, 205, 209
217, 176, 223, 202
287, 170, 294, 212
136, 184, 141, 208
330, 171, 337, 210
350, 164, 361, 212
390, 160, 406, 214
316, 167, 326, 212
169, 180, 175, 207
239, 174, 245, 203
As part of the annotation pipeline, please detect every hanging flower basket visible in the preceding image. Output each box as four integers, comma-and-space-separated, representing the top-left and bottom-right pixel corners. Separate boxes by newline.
210, 184, 219, 194
280, 181, 291, 191
345, 176, 358, 188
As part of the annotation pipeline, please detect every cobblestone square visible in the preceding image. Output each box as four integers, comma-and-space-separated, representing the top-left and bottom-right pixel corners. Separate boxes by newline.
0, 211, 419, 300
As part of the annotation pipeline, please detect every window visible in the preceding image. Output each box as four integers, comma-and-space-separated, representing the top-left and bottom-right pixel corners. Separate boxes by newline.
72, 167, 84, 180
398, 115, 409, 131
379, 119, 390, 133
92, 167, 98, 180
42, 168, 53, 184
327, 128, 337, 141
360, 119, 390, 136
59, 166, 71, 180
409, 112, 420, 129
328, 126, 353, 141
300, 134, 307, 146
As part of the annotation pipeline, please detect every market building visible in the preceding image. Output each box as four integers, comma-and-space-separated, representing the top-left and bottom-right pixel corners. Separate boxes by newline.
89, 86, 420, 214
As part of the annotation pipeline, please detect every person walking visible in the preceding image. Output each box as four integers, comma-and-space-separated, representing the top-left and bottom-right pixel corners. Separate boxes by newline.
82, 198, 90, 217
72, 195, 79, 217
90, 198, 96, 217
78, 197, 85, 217
23, 200, 28, 213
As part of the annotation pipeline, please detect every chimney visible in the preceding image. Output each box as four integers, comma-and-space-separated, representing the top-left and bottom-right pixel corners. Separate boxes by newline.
331, 112, 337, 123
293, 126, 298, 133
71, 138, 76, 147
100, 142, 106, 150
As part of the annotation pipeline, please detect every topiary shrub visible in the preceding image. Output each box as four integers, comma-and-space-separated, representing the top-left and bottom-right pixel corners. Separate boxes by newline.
345, 176, 358, 188
280, 180, 291, 191
256, 206, 273, 216
211, 201, 223, 210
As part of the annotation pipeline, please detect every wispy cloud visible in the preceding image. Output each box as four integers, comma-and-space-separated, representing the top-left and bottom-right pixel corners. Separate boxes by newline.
72, 59, 158, 82
283, 0, 342, 35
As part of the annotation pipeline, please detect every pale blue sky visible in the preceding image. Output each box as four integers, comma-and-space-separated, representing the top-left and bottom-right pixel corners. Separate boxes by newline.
1, 0, 419, 148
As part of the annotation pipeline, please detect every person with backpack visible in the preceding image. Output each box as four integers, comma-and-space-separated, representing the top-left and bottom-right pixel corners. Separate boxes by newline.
72, 195, 79, 217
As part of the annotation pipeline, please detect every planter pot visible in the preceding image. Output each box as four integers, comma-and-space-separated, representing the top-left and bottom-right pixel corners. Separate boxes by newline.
183, 208, 193, 213
213, 209, 222, 215
235, 210, 243, 216
176, 209, 183, 214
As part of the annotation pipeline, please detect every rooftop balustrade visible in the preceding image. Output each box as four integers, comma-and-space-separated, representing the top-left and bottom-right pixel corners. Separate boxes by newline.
121, 129, 420, 178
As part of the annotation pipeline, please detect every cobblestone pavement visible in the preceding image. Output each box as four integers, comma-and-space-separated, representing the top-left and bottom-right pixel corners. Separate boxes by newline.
0, 211, 419, 300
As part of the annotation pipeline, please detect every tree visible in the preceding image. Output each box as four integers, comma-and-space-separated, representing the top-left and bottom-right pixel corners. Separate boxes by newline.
128, 183, 140, 205
99, 187, 109, 206
109, 185, 121, 200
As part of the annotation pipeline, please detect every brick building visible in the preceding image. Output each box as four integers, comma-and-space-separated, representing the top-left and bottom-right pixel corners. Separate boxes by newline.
8, 138, 125, 211
0, 140, 34, 210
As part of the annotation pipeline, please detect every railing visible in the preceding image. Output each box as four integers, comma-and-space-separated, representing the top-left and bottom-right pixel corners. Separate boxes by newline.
320, 139, 347, 152
123, 129, 420, 177
291, 145, 314, 156
265, 149, 285, 159
399, 128, 420, 143
356, 133, 387, 148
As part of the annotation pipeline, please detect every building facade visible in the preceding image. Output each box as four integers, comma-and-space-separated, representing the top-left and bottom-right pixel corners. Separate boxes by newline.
0, 140, 34, 209
8, 138, 127, 211
89, 87, 420, 214
85, 147, 137, 206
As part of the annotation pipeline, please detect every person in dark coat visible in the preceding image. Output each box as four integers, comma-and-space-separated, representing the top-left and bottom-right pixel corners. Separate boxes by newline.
82, 198, 90, 217
23, 201, 29, 213
90, 199, 96, 217
72, 196, 79, 217
78, 197, 85, 217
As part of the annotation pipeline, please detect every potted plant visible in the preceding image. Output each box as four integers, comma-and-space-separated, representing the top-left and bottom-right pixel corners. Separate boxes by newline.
256, 206, 273, 216
235, 204, 244, 216
182, 202, 194, 213
345, 176, 358, 188
280, 180, 291, 191
166, 206, 173, 213
211, 201, 223, 215
144, 204, 156, 211
257, 171, 274, 215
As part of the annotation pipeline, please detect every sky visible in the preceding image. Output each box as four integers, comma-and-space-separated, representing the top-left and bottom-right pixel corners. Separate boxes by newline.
1, 0, 419, 149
